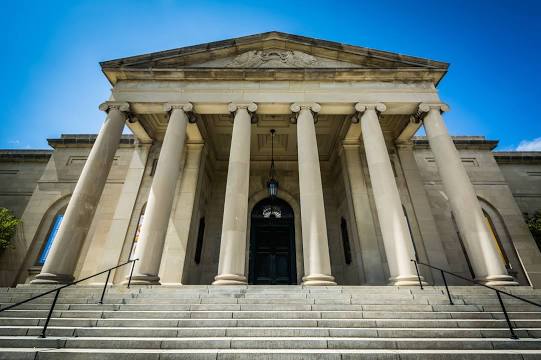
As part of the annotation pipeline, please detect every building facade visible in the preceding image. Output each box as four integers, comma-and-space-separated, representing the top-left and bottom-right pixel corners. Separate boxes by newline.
1, 32, 540, 288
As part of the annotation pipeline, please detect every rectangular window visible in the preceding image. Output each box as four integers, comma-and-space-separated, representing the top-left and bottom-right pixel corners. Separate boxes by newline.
150, 159, 158, 176
340, 217, 352, 265
38, 214, 64, 265
194, 217, 205, 264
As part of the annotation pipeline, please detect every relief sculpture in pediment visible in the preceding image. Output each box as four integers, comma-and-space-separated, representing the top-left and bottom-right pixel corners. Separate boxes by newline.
226, 50, 318, 68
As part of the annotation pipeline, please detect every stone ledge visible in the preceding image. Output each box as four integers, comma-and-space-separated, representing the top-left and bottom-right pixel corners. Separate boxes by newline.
412, 136, 499, 150
0, 150, 52, 162
47, 134, 136, 148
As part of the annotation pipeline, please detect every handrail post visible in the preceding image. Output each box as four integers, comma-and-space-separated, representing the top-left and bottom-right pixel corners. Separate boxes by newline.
496, 290, 518, 339
411, 259, 423, 289
440, 269, 453, 305
99, 269, 112, 304
40, 288, 60, 338
127, 259, 137, 289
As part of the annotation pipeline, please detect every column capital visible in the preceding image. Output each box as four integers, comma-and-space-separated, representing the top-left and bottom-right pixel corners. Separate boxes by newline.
99, 101, 130, 113
355, 103, 386, 114
228, 102, 258, 113
164, 103, 197, 123
352, 103, 386, 123
228, 103, 258, 123
418, 102, 450, 114
290, 102, 321, 124
164, 102, 193, 113
395, 140, 415, 150
290, 102, 321, 113
341, 142, 361, 150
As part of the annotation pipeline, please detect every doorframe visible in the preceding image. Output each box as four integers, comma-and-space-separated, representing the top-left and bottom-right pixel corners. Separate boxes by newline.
248, 215, 296, 284
246, 189, 304, 284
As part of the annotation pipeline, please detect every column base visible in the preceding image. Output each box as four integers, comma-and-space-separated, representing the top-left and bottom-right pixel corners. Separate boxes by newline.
30, 272, 74, 285
123, 274, 161, 286
389, 274, 428, 286
302, 274, 337, 286
212, 274, 247, 285
476, 274, 519, 287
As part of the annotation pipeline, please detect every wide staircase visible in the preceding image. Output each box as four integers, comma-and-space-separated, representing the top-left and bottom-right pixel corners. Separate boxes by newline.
1, 285, 541, 359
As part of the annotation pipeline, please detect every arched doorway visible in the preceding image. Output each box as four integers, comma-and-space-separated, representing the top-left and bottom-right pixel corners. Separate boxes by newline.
249, 197, 296, 284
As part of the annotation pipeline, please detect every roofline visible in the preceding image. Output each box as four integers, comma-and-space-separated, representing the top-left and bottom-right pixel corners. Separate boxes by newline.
101, 31, 449, 69
100, 31, 449, 86
412, 136, 499, 150
493, 151, 541, 163
47, 134, 136, 148
0, 150, 52, 162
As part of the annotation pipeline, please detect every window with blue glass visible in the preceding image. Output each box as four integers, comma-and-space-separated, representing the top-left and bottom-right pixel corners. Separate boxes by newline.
38, 214, 64, 265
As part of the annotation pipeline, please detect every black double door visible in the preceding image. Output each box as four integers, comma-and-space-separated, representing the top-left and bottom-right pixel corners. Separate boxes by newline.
249, 219, 296, 285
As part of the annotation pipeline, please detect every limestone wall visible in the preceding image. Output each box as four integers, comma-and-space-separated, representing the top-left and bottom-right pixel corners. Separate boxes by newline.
412, 138, 540, 286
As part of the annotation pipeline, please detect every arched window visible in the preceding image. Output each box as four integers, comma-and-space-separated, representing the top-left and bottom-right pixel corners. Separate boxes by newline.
37, 214, 64, 265
340, 217, 352, 265
129, 205, 146, 260
483, 209, 511, 270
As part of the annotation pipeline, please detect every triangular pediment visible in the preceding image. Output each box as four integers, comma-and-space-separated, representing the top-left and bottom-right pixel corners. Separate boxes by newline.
101, 32, 448, 83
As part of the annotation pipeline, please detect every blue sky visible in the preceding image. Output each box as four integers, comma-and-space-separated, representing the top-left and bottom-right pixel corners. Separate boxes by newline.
1, 0, 540, 150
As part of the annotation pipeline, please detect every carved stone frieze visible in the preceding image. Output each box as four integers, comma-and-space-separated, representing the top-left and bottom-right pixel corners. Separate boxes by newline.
194, 49, 363, 69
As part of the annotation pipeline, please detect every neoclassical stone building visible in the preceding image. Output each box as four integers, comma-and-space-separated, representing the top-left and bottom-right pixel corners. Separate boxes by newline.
1, 32, 540, 288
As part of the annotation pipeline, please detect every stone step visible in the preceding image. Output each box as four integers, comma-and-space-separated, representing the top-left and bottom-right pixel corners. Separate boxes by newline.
2, 336, 541, 350
1, 317, 540, 328
2, 326, 539, 338
2, 309, 541, 320
0, 297, 467, 305
1, 347, 540, 360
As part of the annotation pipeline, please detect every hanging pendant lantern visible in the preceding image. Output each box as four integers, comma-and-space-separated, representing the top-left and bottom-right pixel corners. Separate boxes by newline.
266, 129, 279, 198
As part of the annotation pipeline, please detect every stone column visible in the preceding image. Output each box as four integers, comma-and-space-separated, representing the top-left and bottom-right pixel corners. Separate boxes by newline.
213, 103, 257, 285
129, 103, 192, 285
419, 103, 517, 286
356, 103, 423, 286
32, 102, 129, 284
291, 103, 336, 286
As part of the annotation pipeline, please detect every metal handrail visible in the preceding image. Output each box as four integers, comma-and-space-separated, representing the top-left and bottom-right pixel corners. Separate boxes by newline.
0, 258, 138, 338
411, 259, 541, 339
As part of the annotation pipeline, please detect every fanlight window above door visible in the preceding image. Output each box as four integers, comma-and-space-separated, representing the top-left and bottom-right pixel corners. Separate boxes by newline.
262, 205, 282, 218
253, 197, 293, 219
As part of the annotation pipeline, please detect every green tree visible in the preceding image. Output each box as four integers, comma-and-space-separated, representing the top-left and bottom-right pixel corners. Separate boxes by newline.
526, 211, 541, 251
0, 208, 21, 250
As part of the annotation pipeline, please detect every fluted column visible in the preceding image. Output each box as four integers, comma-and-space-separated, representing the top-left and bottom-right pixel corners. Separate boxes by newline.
32, 102, 129, 284
356, 103, 423, 286
419, 103, 517, 286
291, 103, 336, 286
213, 103, 257, 285
129, 103, 192, 285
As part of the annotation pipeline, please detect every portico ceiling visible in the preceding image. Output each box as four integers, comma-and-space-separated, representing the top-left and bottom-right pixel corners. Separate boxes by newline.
136, 112, 411, 161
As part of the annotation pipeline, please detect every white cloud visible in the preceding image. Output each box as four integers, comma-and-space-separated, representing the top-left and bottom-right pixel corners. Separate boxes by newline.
8, 140, 20, 145
516, 137, 541, 151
